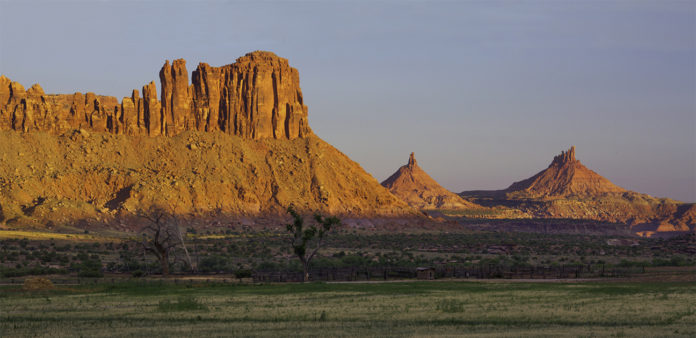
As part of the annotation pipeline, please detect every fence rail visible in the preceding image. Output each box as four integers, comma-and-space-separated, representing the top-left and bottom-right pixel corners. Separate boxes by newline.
0, 264, 646, 285
252, 264, 645, 283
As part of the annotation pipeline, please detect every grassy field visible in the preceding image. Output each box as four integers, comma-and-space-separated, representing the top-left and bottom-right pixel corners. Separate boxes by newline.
0, 230, 118, 241
2, 280, 695, 337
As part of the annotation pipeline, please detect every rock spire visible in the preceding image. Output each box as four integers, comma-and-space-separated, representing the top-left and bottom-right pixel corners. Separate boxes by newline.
382, 153, 483, 210
408, 152, 417, 168
552, 146, 576, 165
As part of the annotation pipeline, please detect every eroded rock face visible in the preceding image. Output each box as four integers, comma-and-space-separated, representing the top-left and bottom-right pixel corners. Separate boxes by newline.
0, 51, 311, 140
0, 76, 119, 134
142, 81, 161, 136
190, 51, 311, 139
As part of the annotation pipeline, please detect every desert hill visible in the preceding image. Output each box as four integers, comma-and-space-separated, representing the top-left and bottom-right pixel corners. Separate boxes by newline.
461, 147, 695, 235
0, 130, 416, 230
0, 51, 417, 230
382, 153, 481, 210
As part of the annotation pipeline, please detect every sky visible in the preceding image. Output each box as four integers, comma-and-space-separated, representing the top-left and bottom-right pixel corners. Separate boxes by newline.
1, 0, 694, 202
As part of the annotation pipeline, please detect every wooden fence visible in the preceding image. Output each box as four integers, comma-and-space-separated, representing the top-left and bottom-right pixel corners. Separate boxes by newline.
0, 264, 645, 285
252, 264, 645, 282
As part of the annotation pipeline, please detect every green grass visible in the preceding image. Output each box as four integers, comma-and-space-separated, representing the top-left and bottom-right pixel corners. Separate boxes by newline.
157, 295, 208, 312
1, 281, 695, 337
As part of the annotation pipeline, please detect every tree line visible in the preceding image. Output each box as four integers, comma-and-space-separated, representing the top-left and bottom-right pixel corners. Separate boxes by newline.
137, 205, 340, 282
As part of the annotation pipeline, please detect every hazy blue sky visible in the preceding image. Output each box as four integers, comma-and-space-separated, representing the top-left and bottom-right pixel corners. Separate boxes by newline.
1, 0, 694, 202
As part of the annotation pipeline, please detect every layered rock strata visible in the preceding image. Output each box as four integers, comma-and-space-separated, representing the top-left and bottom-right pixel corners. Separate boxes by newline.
0, 51, 310, 139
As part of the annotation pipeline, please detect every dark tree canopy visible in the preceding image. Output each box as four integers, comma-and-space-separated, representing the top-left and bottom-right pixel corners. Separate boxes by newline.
286, 206, 341, 281
137, 207, 193, 276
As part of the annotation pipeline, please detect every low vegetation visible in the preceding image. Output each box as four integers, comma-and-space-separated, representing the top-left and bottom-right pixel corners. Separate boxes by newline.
0, 231, 694, 278
1, 281, 695, 336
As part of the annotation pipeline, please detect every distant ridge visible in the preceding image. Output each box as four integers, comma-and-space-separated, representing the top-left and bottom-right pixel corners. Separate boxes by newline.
382, 153, 482, 210
460, 146, 695, 236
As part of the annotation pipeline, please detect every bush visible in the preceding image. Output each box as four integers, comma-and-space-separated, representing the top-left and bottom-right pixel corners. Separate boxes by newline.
234, 269, 252, 279
652, 255, 694, 267
22, 277, 54, 291
256, 261, 281, 271
78, 258, 103, 278
198, 255, 230, 273
1, 266, 67, 278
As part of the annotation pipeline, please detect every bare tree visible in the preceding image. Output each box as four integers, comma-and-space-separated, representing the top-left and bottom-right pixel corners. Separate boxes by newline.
137, 207, 193, 276
286, 206, 341, 282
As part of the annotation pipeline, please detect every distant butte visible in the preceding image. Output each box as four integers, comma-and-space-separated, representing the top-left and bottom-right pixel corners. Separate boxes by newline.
0, 51, 310, 139
460, 146, 695, 236
506, 146, 626, 198
382, 152, 483, 210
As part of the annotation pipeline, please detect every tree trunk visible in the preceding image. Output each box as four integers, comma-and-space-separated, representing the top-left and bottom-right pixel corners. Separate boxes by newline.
176, 226, 194, 272
303, 261, 309, 282
160, 252, 169, 276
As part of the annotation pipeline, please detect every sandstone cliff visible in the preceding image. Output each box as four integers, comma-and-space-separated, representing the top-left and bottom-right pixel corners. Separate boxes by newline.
0, 51, 416, 230
0, 51, 310, 139
0, 75, 119, 134
382, 153, 482, 210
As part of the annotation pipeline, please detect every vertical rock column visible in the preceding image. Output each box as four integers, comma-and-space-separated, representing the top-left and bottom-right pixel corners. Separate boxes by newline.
142, 81, 161, 136
118, 90, 141, 135
159, 59, 191, 136
190, 51, 311, 140
191, 63, 222, 132
0, 76, 12, 130
8, 81, 26, 131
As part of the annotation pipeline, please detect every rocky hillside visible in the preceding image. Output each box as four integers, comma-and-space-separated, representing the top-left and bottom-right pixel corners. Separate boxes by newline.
0, 130, 417, 231
461, 147, 695, 236
0, 51, 417, 230
382, 153, 481, 210
0, 51, 309, 139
